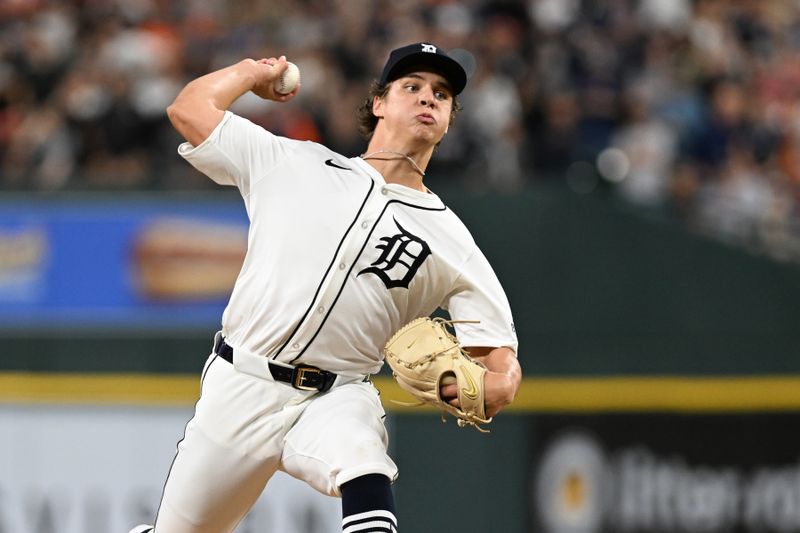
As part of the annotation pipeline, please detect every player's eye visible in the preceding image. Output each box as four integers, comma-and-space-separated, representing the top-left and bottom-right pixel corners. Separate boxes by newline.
434, 90, 449, 100
404, 84, 418, 92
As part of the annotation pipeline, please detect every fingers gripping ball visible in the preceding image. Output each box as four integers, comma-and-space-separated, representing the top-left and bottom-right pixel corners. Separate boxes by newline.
274, 62, 300, 94
383, 317, 492, 433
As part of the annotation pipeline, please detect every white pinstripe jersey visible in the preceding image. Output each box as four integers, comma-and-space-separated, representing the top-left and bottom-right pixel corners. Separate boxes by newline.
178, 111, 517, 376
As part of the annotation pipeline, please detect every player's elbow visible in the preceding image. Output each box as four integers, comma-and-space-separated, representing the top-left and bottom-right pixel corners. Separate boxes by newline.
165, 103, 189, 141
166, 98, 193, 134
166, 102, 179, 128
166, 96, 219, 147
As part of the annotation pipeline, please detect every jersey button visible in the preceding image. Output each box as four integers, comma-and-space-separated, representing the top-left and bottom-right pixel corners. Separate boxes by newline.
361, 221, 369, 229
338, 262, 346, 270
292, 342, 300, 349
317, 305, 325, 314
381, 187, 388, 195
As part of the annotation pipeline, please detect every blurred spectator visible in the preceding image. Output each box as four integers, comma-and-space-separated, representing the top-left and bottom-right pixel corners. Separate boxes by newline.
463, 56, 525, 191
2, 0, 800, 263
609, 85, 679, 208
694, 141, 776, 247
2, 101, 74, 189
526, 90, 581, 180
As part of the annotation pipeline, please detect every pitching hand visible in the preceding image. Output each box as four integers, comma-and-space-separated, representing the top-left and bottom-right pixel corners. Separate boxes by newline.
250, 56, 300, 102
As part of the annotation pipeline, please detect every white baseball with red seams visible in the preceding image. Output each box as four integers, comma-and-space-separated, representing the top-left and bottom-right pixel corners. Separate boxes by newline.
274, 61, 300, 94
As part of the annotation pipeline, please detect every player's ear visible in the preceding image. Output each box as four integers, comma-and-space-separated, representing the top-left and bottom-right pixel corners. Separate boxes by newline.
372, 95, 384, 119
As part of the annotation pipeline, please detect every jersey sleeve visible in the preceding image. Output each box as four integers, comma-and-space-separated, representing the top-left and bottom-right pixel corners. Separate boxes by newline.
176, 111, 297, 198
443, 247, 518, 353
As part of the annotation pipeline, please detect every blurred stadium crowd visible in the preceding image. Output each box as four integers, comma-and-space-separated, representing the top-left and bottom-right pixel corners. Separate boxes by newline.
2, 0, 800, 261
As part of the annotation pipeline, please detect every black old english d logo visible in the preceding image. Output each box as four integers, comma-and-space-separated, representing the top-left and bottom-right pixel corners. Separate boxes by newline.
358, 218, 431, 289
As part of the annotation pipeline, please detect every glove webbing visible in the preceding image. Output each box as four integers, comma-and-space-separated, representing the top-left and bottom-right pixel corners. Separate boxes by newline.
389, 318, 479, 370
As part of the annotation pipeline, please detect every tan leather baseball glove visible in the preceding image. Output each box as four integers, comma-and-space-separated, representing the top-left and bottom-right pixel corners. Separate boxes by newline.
383, 317, 492, 433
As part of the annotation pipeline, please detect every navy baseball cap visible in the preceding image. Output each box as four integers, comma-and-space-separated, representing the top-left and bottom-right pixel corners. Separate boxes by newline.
379, 42, 467, 95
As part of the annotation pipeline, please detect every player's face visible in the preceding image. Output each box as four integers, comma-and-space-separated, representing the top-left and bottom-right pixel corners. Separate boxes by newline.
373, 70, 453, 147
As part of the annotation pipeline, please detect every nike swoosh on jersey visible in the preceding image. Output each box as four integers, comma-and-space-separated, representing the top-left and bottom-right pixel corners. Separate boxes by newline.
325, 158, 352, 171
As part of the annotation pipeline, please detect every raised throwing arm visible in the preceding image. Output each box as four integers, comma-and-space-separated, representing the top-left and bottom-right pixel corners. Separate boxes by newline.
166, 56, 299, 146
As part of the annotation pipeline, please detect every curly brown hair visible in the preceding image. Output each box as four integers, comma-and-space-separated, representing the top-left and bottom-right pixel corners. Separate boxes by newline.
356, 80, 462, 141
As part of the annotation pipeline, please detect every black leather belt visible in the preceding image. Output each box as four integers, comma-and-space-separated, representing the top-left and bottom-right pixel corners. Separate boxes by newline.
214, 336, 337, 392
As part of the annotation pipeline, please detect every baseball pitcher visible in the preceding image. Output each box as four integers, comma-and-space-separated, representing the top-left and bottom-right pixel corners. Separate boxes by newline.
130, 42, 521, 533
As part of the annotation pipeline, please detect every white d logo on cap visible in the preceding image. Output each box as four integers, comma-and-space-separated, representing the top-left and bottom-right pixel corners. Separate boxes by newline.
421, 44, 437, 53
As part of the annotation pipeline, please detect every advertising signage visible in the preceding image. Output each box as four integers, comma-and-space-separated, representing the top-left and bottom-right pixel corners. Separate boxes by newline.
530, 414, 800, 533
0, 196, 248, 330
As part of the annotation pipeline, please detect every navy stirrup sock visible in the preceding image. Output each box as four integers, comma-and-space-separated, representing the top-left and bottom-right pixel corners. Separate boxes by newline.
340, 474, 397, 532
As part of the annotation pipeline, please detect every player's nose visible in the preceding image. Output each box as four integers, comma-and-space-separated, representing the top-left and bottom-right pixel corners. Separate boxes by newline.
417, 85, 436, 107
